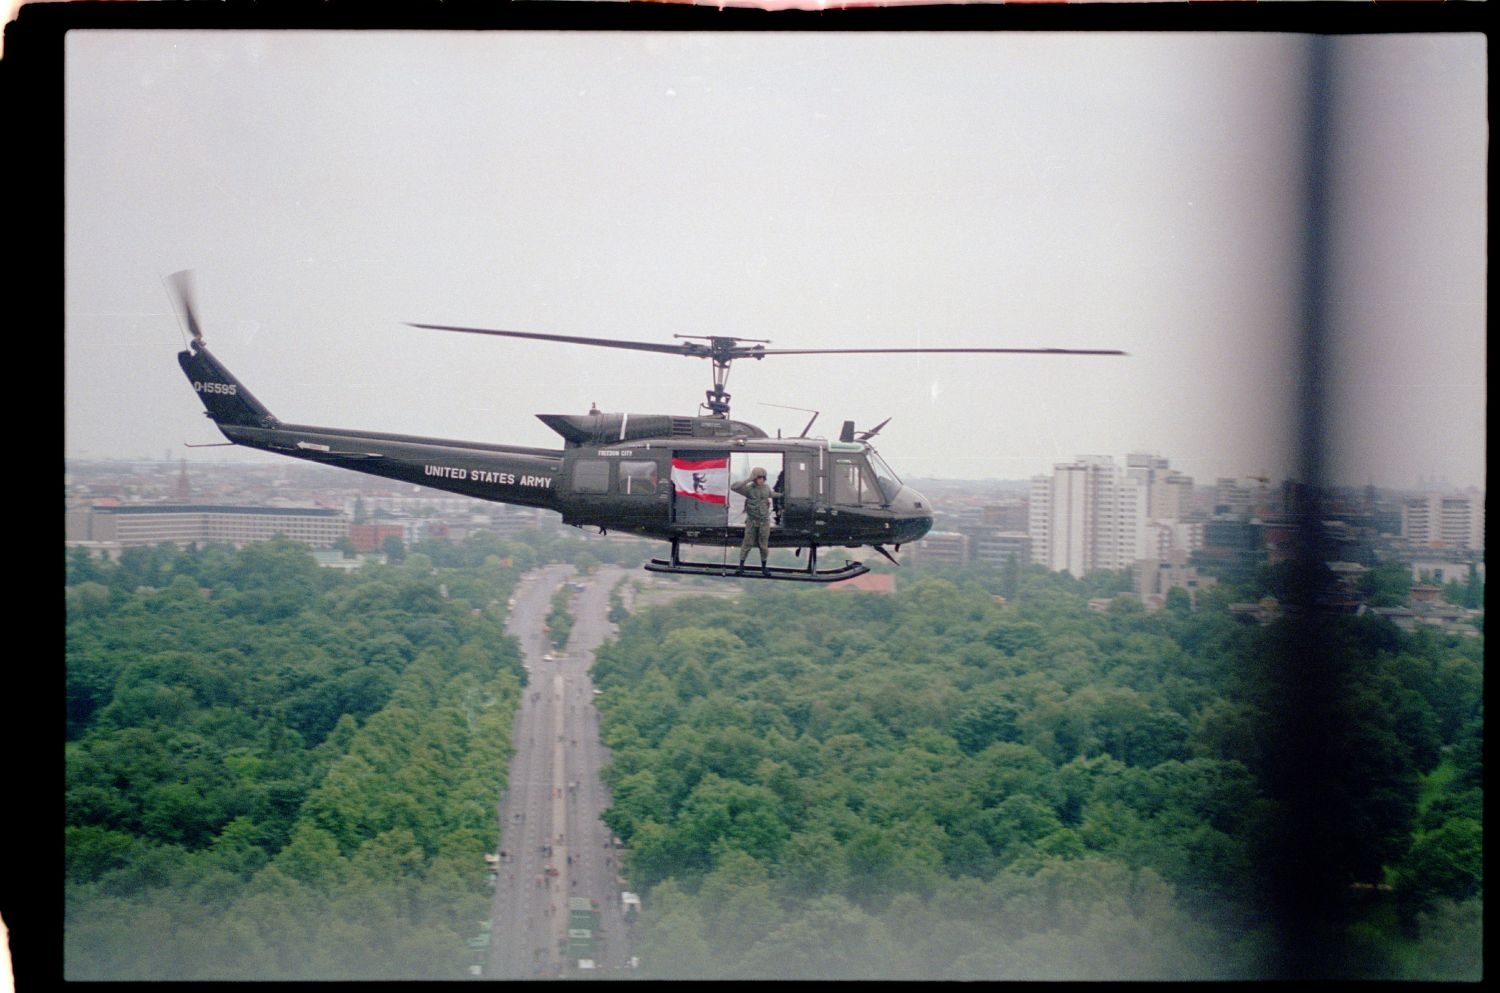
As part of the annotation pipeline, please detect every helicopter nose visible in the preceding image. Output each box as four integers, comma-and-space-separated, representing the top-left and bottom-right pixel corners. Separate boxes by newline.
895, 485, 934, 543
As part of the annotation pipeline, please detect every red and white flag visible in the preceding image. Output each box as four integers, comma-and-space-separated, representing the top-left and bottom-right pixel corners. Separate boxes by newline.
671, 456, 729, 505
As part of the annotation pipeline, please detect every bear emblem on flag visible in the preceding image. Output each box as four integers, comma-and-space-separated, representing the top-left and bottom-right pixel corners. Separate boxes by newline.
671, 456, 729, 505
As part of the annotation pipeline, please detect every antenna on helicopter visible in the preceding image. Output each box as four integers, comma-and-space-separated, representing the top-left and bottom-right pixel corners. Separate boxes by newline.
761, 402, 820, 438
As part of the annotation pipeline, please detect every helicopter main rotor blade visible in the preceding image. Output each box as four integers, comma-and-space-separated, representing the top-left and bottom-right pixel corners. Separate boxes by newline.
411, 325, 1124, 360
166, 270, 205, 344
408, 323, 705, 358
856, 416, 892, 442
752, 346, 1127, 357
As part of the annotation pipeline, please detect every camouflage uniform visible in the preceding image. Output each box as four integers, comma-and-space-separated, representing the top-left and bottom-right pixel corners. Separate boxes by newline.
731, 468, 776, 571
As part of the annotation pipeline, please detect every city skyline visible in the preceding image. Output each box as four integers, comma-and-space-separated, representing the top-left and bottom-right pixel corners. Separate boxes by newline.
64, 31, 1485, 490
64, 448, 1484, 499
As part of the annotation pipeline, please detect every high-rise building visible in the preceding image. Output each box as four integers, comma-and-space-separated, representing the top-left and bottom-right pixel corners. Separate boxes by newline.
1126, 452, 1197, 548
1214, 475, 1271, 518
1115, 473, 1149, 564
1403, 492, 1485, 551
1154, 475, 1195, 522
1196, 518, 1268, 586
1031, 453, 1199, 577
1030, 456, 1133, 575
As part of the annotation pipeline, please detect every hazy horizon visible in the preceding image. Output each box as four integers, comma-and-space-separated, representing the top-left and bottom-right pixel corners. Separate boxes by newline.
65, 31, 1485, 491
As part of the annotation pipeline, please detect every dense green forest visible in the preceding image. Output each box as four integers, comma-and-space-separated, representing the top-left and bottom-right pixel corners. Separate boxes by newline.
64, 534, 1480, 979
591, 564, 1482, 979
63, 529, 641, 980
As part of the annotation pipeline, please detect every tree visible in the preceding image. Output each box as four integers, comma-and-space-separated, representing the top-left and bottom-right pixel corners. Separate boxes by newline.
953, 692, 1024, 754
140, 782, 225, 848
1399, 898, 1483, 980
271, 823, 349, 891
67, 545, 107, 585
1001, 553, 1021, 601
980, 795, 1065, 864
696, 851, 782, 954
627, 819, 701, 889
776, 830, 848, 898
843, 824, 943, 910
546, 585, 574, 649
1358, 562, 1413, 608
1129, 710, 1192, 768
602, 769, 668, 842
675, 775, 790, 869
737, 895, 889, 980
1393, 817, 1482, 927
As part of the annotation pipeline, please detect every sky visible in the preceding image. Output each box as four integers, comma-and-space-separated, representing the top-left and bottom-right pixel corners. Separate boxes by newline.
64, 29, 1486, 491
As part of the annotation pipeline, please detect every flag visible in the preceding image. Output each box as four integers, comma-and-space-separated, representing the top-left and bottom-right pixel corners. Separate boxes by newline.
671, 456, 729, 505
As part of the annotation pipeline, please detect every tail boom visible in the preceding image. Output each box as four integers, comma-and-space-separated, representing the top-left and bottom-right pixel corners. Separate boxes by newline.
180, 344, 563, 511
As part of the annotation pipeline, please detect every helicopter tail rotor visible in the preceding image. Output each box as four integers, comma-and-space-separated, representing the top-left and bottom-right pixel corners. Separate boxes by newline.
166, 270, 206, 347
167, 272, 279, 429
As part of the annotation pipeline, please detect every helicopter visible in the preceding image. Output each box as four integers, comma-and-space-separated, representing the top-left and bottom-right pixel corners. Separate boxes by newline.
171, 272, 1123, 582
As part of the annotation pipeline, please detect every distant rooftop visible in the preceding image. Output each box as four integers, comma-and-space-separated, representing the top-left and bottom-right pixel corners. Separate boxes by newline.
829, 572, 895, 594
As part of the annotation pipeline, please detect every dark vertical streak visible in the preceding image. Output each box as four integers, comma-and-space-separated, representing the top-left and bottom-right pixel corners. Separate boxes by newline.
1267, 35, 1345, 979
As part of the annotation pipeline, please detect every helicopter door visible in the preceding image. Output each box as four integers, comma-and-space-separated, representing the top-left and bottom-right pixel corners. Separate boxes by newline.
670, 452, 730, 527
778, 453, 813, 533
727, 453, 785, 528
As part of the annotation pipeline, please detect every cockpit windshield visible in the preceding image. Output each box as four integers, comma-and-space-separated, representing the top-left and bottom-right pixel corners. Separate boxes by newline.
865, 447, 903, 504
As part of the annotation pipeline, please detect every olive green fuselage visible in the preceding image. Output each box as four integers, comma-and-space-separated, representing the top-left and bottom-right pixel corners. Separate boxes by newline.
180, 343, 933, 554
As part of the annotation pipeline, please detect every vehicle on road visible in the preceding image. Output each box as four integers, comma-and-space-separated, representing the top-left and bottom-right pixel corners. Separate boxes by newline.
566, 897, 602, 969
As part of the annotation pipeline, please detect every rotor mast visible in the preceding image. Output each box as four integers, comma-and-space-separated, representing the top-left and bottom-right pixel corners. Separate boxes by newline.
676, 334, 769, 417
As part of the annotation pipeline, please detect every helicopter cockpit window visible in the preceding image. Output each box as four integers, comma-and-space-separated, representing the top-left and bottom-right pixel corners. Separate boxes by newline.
865, 448, 903, 504
573, 459, 610, 494
833, 458, 885, 507
619, 460, 657, 495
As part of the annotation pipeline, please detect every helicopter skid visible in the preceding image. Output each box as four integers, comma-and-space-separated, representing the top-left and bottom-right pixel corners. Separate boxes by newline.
644, 557, 870, 583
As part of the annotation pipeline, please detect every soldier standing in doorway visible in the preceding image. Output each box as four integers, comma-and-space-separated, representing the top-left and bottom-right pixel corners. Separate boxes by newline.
731, 466, 778, 576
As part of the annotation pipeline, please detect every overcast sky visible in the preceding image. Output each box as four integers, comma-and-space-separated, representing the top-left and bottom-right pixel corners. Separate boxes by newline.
64, 30, 1485, 490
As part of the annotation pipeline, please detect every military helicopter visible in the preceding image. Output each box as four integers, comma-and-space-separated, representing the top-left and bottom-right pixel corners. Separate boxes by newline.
172, 273, 1123, 581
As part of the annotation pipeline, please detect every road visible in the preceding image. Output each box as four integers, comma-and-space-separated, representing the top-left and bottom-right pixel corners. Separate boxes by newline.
486, 564, 633, 978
